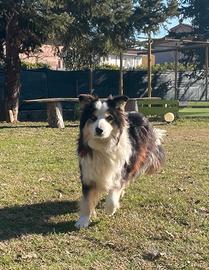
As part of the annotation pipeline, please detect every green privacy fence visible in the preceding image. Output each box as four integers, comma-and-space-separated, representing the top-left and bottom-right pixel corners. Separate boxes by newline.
0, 68, 208, 115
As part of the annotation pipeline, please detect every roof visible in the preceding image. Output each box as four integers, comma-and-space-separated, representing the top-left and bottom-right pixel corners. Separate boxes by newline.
170, 23, 193, 33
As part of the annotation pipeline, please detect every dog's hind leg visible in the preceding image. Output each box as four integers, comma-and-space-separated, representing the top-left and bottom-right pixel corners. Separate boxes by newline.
105, 186, 124, 216
75, 184, 100, 228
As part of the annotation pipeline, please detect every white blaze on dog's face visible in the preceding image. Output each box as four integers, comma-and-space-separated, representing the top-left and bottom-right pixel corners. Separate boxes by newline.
79, 95, 128, 150
85, 100, 114, 141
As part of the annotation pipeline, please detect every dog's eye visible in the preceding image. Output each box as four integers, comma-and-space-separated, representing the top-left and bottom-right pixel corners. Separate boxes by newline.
106, 115, 113, 122
90, 115, 97, 121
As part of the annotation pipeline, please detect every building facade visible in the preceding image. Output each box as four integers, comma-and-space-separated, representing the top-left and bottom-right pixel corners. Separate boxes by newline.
20, 45, 64, 70
20, 46, 155, 70
100, 49, 155, 69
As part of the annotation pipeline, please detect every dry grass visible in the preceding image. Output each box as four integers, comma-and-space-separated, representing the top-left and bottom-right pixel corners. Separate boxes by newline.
0, 119, 209, 270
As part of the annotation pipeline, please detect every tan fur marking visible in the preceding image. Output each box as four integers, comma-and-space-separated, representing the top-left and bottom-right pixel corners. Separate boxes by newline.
80, 188, 100, 217
130, 147, 147, 177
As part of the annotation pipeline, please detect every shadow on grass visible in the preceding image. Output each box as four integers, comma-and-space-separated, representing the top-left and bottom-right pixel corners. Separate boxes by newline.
0, 200, 79, 241
0, 123, 79, 129
0, 125, 48, 129
66, 123, 79, 128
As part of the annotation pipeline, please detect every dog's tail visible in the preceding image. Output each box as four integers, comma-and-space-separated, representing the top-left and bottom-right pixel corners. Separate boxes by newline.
153, 128, 166, 146
143, 128, 166, 175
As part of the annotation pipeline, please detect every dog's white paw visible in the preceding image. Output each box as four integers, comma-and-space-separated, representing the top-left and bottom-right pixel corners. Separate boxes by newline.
75, 216, 90, 229
105, 200, 119, 216
120, 189, 125, 198
91, 209, 97, 218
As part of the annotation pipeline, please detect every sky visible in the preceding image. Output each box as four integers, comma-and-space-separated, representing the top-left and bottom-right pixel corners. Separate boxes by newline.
137, 17, 192, 40
154, 17, 192, 38
152, 0, 192, 38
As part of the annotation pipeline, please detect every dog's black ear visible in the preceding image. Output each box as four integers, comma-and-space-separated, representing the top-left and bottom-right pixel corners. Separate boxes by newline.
78, 94, 96, 109
112, 95, 128, 110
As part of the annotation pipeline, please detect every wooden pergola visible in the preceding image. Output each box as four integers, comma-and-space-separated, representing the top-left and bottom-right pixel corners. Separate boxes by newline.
137, 38, 209, 100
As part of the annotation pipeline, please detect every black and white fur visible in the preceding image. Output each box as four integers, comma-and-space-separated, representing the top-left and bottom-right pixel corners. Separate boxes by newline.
75, 95, 165, 228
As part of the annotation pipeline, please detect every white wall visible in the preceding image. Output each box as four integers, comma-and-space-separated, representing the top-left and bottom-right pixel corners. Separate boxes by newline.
101, 54, 142, 69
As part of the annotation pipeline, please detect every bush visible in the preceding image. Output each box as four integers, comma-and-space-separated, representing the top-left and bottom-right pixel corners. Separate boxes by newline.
96, 63, 120, 70
152, 63, 196, 72
95, 62, 196, 72
21, 61, 50, 70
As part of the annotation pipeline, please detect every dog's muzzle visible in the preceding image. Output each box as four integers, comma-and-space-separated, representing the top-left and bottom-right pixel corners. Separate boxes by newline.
95, 127, 103, 136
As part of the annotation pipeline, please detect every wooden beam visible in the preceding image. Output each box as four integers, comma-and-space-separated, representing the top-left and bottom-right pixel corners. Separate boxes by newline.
119, 52, 124, 95
147, 35, 152, 98
137, 44, 207, 55
205, 45, 208, 101
23, 98, 79, 103
89, 67, 93, 94
174, 45, 179, 99
164, 38, 209, 45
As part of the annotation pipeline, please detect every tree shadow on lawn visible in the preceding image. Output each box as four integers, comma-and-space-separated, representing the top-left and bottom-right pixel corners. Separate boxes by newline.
0, 200, 79, 241
0, 123, 79, 129
0, 125, 48, 129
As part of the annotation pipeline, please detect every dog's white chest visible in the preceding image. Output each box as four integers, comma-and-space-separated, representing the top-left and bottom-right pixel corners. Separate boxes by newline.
80, 131, 132, 191
80, 130, 131, 191
80, 151, 121, 190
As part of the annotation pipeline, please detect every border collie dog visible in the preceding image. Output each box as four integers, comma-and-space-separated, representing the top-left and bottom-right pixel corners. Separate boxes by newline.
75, 94, 165, 228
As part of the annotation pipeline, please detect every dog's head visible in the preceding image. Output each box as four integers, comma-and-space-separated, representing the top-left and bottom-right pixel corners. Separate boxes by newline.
79, 94, 128, 148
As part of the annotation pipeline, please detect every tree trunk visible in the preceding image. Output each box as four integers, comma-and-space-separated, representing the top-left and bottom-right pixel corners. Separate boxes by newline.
4, 14, 21, 123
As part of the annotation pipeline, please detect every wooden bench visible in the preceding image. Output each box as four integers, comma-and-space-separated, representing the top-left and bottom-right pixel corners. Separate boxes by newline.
22, 97, 144, 128
23, 98, 79, 128
137, 99, 179, 120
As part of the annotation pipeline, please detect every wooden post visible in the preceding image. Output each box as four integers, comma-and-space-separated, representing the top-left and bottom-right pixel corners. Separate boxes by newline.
147, 34, 152, 98
76, 80, 79, 97
205, 45, 208, 101
89, 67, 93, 94
47, 102, 65, 128
88, 54, 93, 94
125, 99, 138, 112
119, 52, 124, 95
174, 44, 179, 100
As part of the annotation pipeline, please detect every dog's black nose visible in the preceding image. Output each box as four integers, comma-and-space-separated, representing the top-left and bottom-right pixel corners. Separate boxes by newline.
95, 127, 103, 136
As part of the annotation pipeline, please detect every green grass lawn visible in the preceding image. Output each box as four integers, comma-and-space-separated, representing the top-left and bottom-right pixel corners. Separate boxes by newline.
0, 120, 209, 270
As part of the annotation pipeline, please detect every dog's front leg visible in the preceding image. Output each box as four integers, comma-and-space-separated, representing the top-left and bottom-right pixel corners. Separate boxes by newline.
105, 186, 124, 216
75, 184, 99, 229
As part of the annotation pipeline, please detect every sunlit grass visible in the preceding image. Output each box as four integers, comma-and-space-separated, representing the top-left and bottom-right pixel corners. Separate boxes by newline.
0, 119, 209, 269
